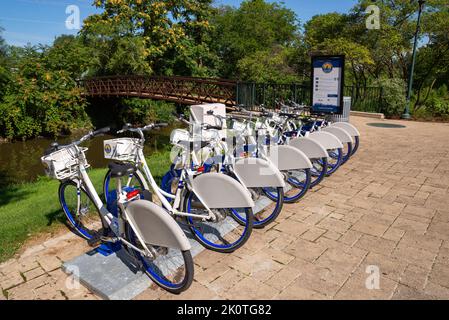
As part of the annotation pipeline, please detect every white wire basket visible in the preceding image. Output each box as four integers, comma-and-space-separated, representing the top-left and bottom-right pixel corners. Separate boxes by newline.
232, 120, 246, 132
170, 129, 190, 145
41, 146, 88, 180
103, 138, 141, 162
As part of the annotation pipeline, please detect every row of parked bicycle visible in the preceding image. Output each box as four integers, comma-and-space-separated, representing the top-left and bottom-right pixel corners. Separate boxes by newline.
41, 102, 360, 294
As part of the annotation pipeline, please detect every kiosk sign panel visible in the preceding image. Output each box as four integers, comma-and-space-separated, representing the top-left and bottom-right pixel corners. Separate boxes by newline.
311, 55, 345, 114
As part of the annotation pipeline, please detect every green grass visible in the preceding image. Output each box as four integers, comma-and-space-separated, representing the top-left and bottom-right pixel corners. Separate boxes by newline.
0, 151, 172, 263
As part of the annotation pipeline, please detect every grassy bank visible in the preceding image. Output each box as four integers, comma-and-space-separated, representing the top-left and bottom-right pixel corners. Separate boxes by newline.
0, 151, 172, 263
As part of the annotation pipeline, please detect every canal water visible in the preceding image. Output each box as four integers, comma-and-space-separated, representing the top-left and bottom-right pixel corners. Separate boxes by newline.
0, 125, 180, 186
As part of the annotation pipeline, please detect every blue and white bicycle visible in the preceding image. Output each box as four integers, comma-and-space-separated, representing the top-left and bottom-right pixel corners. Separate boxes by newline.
42, 128, 194, 294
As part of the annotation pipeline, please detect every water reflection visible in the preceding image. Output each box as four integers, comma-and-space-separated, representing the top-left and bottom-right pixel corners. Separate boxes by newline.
0, 125, 180, 185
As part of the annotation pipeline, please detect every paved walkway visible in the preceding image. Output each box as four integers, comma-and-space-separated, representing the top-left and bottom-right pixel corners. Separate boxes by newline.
2, 116, 449, 300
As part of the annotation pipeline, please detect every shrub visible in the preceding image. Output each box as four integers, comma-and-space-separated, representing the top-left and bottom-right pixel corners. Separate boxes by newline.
425, 95, 449, 117
374, 78, 406, 117
0, 68, 90, 140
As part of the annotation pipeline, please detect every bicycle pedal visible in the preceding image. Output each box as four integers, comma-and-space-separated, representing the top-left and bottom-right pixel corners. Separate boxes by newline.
100, 236, 119, 243
87, 236, 102, 248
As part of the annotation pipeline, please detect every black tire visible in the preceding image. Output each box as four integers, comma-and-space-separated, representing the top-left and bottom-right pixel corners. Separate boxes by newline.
341, 142, 353, 164
351, 136, 360, 156
124, 223, 194, 294
310, 157, 328, 188
58, 180, 106, 240
182, 190, 253, 253
232, 187, 284, 229
264, 169, 311, 204
223, 171, 285, 229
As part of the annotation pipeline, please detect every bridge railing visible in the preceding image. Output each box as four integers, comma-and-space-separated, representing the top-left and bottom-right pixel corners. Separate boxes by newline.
79, 75, 238, 106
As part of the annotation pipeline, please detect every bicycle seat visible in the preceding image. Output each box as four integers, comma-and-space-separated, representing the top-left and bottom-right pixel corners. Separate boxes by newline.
178, 140, 211, 150
108, 162, 137, 178
44, 142, 60, 156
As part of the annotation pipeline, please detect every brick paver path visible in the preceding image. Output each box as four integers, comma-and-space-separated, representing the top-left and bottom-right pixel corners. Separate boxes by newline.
2, 116, 449, 300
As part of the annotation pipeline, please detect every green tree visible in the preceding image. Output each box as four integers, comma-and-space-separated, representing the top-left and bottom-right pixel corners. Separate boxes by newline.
237, 46, 300, 83
304, 13, 348, 47
82, 0, 216, 76
211, 0, 298, 78
0, 46, 90, 140
0, 27, 9, 99
44, 35, 93, 79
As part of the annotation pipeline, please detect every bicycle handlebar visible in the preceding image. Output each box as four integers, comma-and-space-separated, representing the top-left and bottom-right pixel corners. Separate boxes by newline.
75, 126, 111, 145
175, 114, 223, 131
117, 122, 168, 134
45, 126, 111, 155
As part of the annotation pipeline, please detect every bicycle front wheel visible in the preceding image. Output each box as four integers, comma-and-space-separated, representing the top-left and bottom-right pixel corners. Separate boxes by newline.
59, 181, 105, 240
125, 223, 194, 294
183, 191, 253, 253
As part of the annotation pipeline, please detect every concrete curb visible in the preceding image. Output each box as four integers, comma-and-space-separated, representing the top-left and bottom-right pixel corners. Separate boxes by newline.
350, 111, 385, 119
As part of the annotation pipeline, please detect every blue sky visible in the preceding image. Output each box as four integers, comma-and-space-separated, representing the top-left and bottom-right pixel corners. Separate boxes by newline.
0, 0, 358, 47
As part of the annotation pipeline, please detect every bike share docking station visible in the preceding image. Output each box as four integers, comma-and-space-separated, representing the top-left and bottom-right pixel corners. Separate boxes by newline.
61, 103, 283, 300
57, 54, 363, 299
61, 92, 356, 299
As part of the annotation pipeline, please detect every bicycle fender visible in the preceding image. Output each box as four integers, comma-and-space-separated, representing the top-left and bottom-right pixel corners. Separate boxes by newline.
308, 131, 344, 150
267, 145, 313, 171
288, 137, 328, 159
125, 200, 191, 251
322, 127, 353, 144
192, 173, 255, 209
234, 158, 285, 188
332, 122, 360, 137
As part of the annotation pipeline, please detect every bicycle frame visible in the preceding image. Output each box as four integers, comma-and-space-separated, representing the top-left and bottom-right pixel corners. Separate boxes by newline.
71, 145, 159, 259
114, 127, 228, 221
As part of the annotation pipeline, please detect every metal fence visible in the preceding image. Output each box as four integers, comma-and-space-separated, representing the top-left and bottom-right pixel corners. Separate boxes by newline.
344, 86, 384, 114
237, 82, 384, 113
236, 83, 310, 110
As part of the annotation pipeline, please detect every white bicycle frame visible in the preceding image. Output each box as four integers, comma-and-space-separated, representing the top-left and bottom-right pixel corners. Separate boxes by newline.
71, 145, 165, 259
115, 127, 239, 221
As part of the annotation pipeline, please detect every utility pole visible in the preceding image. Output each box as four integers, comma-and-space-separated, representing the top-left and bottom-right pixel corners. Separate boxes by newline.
402, 0, 426, 120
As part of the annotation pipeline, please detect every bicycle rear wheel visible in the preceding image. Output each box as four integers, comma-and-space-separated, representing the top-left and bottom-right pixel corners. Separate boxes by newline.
103, 168, 147, 204
125, 223, 194, 294
351, 136, 360, 156
340, 142, 353, 164
264, 169, 311, 204
59, 181, 105, 240
325, 148, 343, 175
310, 157, 328, 188
183, 191, 253, 253
231, 187, 284, 229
